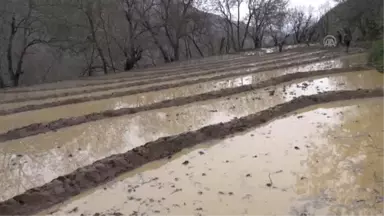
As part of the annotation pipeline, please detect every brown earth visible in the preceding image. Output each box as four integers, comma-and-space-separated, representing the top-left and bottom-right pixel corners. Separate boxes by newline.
0, 88, 382, 215
0, 66, 372, 142
0, 52, 355, 115
0, 50, 291, 94
1, 50, 326, 104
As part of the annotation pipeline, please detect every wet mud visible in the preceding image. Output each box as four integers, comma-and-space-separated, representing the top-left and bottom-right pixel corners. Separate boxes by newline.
0, 57, 373, 134
43, 98, 383, 215
83, 51, 295, 82
0, 51, 296, 96
0, 88, 382, 215
1, 69, 382, 200
0, 52, 324, 110
0, 53, 357, 116
0, 51, 326, 104
0, 67, 373, 142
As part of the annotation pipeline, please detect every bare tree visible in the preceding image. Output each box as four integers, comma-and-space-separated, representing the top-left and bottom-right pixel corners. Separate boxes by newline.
0, 0, 58, 86
213, 0, 237, 51
289, 6, 316, 44
135, 0, 173, 63
248, 0, 288, 48
268, 9, 290, 52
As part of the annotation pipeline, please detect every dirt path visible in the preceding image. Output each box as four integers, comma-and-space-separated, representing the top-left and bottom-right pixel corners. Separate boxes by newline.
0, 67, 374, 141
0, 89, 382, 215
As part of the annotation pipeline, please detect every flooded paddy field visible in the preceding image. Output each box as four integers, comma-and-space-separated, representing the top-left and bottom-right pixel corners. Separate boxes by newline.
0, 54, 372, 134
42, 98, 384, 216
0, 69, 382, 200
0, 47, 382, 216
0, 50, 328, 104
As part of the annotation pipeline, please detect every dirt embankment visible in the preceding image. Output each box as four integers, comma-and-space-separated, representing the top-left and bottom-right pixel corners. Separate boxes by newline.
0, 53, 349, 116
1, 51, 325, 104
0, 88, 382, 215
0, 51, 290, 95
0, 66, 372, 142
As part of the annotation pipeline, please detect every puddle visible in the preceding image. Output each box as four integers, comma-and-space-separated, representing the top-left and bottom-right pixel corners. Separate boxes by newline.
0, 71, 382, 201
0, 51, 322, 105
41, 98, 384, 215
0, 56, 372, 134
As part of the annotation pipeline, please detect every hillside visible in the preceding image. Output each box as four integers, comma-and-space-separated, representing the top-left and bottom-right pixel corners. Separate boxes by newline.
317, 0, 383, 40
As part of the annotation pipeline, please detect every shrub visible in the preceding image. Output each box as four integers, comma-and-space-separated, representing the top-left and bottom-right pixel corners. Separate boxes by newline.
368, 40, 383, 73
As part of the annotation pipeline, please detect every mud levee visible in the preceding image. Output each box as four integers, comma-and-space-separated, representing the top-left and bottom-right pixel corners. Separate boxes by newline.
1, 51, 324, 104
0, 66, 372, 142
0, 88, 382, 215
0, 51, 290, 94
0, 53, 352, 116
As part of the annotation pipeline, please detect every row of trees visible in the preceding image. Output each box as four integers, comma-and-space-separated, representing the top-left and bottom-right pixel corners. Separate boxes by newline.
0, 0, 322, 88
212, 0, 320, 51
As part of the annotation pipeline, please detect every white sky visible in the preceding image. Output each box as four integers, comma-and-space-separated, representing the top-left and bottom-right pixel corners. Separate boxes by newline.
237, 0, 337, 19
289, 0, 335, 9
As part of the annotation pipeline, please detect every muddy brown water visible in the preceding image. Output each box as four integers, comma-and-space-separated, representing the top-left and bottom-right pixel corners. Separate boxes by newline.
0, 51, 324, 104
0, 56, 372, 134
0, 71, 382, 201
39, 98, 383, 216
84, 52, 295, 82
0, 54, 348, 112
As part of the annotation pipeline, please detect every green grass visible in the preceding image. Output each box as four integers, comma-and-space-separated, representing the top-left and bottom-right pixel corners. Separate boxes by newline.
368, 40, 383, 73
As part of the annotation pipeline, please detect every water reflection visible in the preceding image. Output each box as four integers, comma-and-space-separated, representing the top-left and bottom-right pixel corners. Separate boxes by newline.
2, 57, 371, 135
42, 98, 383, 215
1, 71, 382, 201
0, 51, 324, 107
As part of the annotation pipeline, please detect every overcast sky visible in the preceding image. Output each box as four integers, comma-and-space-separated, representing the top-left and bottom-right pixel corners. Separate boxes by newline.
289, 0, 335, 9
237, 0, 337, 19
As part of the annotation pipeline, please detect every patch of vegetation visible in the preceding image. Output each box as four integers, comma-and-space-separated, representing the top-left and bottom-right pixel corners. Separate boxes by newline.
368, 40, 383, 73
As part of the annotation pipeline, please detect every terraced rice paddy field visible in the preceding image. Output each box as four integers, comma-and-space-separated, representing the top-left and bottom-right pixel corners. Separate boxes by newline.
0, 47, 383, 216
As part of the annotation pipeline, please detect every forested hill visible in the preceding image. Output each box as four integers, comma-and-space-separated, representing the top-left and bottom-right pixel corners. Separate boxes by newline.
0, 0, 254, 87
4, 0, 375, 88
317, 0, 383, 40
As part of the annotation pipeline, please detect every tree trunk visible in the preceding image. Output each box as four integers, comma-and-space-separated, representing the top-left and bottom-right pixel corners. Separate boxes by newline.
278, 43, 283, 52
0, 75, 4, 88
190, 36, 204, 57
240, 14, 253, 49
85, 6, 108, 75
237, 2, 241, 50
173, 43, 179, 61
184, 38, 193, 59
124, 58, 135, 71
7, 17, 16, 86
253, 37, 260, 49
219, 37, 225, 54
